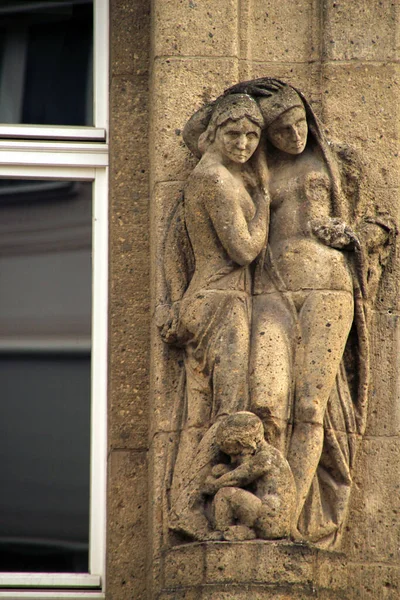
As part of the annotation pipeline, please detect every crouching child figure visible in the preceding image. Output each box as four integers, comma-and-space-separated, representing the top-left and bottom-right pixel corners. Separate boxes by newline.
203, 411, 296, 541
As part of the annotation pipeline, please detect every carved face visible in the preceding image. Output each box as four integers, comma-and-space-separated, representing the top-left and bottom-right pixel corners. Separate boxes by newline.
214, 117, 261, 164
266, 106, 308, 155
220, 438, 253, 459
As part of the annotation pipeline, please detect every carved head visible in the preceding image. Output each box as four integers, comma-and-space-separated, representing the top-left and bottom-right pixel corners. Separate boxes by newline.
215, 411, 265, 457
224, 78, 308, 155
198, 94, 264, 161
256, 87, 307, 155
265, 104, 308, 155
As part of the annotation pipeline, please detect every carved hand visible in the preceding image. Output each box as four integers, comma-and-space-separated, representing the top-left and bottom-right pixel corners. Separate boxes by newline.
211, 463, 232, 477
155, 302, 182, 344
203, 475, 220, 495
310, 217, 356, 250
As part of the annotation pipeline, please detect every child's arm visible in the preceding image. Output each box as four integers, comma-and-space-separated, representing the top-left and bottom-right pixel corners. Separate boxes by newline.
203, 451, 270, 494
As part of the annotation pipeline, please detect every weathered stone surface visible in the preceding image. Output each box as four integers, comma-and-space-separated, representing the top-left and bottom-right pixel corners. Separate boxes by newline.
161, 542, 354, 598
151, 57, 239, 184
108, 1, 400, 598
153, 0, 238, 58
109, 74, 150, 449
342, 437, 400, 563
159, 588, 317, 600
111, 0, 150, 76
371, 187, 400, 313
316, 552, 348, 593
321, 62, 400, 189
247, 62, 322, 113
324, 0, 398, 61
205, 542, 315, 585
248, 0, 316, 63
109, 3, 151, 599
345, 564, 400, 600
163, 544, 205, 589
152, 182, 185, 305
367, 312, 400, 436
107, 451, 148, 600
148, 432, 173, 557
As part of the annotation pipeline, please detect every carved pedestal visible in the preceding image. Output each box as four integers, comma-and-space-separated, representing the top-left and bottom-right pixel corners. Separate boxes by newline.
159, 541, 347, 599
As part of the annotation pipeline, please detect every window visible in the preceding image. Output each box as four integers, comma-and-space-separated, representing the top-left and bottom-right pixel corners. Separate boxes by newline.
0, 1, 108, 598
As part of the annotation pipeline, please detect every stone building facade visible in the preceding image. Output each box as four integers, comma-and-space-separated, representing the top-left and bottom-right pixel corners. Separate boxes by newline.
108, 1, 400, 598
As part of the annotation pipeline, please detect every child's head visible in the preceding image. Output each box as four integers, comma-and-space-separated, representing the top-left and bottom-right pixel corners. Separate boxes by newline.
216, 412, 265, 457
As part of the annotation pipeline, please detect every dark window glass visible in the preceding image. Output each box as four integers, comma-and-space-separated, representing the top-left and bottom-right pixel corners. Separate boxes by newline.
0, 1, 93, 126
0, 180, 92, 572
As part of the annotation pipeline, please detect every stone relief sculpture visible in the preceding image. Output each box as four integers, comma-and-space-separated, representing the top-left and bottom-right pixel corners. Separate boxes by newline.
157, 78, 395, 549
205, 412, 295, 542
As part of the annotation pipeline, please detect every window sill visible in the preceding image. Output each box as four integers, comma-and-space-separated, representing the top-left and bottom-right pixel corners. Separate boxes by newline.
0, 126, 106, 142
0, 593, 104, 599
0, 573, 103, 598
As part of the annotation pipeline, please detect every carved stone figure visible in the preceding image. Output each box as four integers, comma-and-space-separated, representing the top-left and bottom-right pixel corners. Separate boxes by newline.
204, 411, 295, 541
158, 78, 395, 548
160, 93, 269, 540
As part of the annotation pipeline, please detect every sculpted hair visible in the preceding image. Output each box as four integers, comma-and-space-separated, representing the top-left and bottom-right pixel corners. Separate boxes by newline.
216, 411, 265, 452
198, 93, 263, 155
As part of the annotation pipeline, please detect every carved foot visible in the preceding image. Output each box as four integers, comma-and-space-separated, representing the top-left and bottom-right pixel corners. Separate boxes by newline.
222, 525, 257, 541
170, 512, 224, 541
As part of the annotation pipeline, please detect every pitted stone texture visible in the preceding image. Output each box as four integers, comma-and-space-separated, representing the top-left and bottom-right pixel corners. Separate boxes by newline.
151, 335, 185, 436
153, 0, 238, 58
152, 182, 185, 306
163, 541, 316, 588
316, 552, 348, 594
205, 542, 315, 585
371, 187, 400, 313
163, 543, 205, 589
324, 0, 398, 61
161, 79, 391, 548
367, 312, 400, 436
111, 0, 150, 75
345, 564, 400, 600
160, 542, 353, 599
249, 0, 315, 63
342, 437, 400, 563
109, 75, 150, 449
109, 4, 151, 599
160, 590, 317, 600
107, 451, 148, 600
321, 62, 400, 189
151, 57, 239, 184
247, 62, 322, 115
148, 432, 176, 557
151, 186, 186, 439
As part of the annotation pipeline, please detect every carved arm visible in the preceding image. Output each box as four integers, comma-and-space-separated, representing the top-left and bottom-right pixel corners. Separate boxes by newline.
203, 175, 268, 266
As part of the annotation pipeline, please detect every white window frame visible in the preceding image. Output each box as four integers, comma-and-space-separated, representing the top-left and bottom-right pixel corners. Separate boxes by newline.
0, 0, 108, 140
0, 1, 109, 598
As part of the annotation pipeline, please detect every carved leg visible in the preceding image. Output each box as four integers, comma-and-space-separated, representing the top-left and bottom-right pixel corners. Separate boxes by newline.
213, 487, 260, 540
170, 295, 250, 539
287, 290, 354, 535
211, 296, 251, 420
250, 293, 295, 453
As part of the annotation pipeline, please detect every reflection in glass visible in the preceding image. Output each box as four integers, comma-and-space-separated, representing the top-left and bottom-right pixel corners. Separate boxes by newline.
0, 1, 93, 126
0, 180, 92, 572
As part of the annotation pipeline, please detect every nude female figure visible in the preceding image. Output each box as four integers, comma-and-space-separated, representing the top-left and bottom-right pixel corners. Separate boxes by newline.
163, 94, 269, 539
251, 93, 354, 541
227, 79, 392, 545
